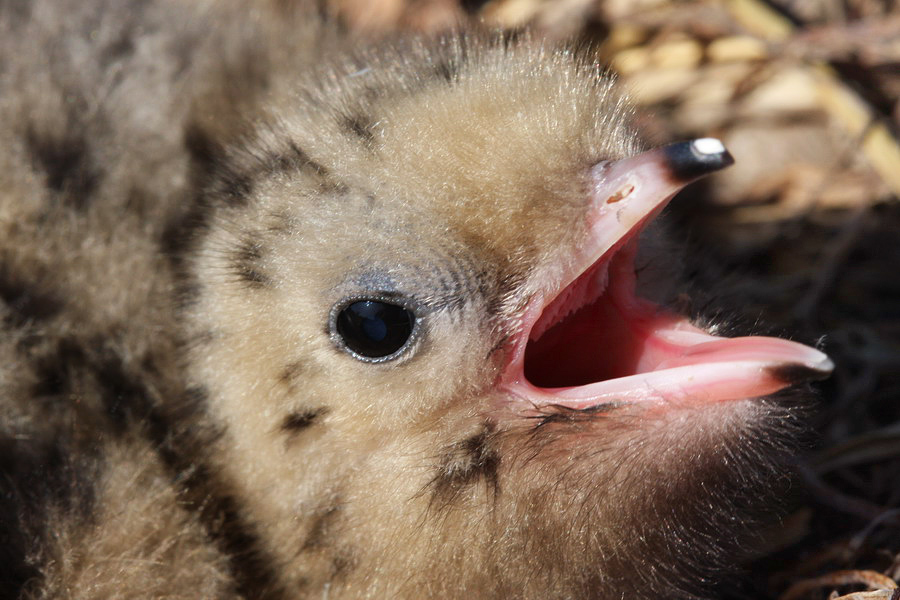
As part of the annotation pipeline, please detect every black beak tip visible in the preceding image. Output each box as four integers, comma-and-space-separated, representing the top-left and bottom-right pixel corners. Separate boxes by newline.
664, 138, 735, 183
767, 363, 833, 386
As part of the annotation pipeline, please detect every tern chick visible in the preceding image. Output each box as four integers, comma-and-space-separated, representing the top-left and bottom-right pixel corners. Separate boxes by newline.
0, 2, 831, 599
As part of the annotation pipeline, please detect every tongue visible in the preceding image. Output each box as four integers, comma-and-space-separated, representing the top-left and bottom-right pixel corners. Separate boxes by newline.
623, 326, 834, 406
515, 332, 833, 410
518, 296, 833, 410
655, 334, 832, 371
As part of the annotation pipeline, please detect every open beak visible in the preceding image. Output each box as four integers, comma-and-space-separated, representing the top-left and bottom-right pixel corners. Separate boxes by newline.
502, 139, 833, 411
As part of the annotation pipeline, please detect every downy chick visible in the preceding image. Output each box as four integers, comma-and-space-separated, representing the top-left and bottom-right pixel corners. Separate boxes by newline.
182, 31, 832, 599
0, 2, 832, 599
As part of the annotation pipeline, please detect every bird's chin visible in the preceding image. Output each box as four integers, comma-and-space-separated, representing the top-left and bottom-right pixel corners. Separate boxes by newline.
499, 140, 833, 415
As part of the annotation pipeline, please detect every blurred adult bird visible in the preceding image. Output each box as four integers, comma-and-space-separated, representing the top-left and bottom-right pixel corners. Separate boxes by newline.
0, 1, 831, 599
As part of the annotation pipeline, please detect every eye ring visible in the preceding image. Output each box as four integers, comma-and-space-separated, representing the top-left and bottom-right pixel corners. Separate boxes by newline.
329, 296, 420, 363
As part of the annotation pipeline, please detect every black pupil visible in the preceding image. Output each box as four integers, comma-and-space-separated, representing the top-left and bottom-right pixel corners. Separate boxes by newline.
336, 300, 415, 359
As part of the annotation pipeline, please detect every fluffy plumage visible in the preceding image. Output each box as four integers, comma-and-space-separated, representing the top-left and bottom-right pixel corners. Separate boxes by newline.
0, 1, 827, 598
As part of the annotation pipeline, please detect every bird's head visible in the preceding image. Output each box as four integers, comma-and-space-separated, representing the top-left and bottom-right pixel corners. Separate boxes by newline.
185, 34, 831, 598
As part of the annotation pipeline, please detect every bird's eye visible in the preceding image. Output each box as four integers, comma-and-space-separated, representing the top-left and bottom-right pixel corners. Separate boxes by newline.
334, 299, 417, 361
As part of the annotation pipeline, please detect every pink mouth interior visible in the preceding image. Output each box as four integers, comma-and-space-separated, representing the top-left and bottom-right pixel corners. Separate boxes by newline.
524, 252, 643, 388
516, 240, 832, 408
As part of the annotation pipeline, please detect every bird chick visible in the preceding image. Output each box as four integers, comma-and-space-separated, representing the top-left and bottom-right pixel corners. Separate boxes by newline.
0, 2, 832, 599
183, 33, 832, 599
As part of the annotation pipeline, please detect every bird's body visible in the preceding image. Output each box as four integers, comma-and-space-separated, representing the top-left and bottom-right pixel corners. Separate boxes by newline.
0, 2, 831, 599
